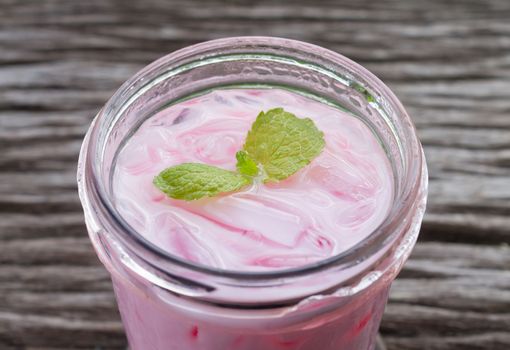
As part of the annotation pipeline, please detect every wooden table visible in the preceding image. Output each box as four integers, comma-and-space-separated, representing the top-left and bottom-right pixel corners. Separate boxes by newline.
1, 1, 509, 349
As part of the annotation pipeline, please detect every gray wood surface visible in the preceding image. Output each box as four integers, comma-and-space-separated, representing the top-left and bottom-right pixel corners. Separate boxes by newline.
1, 0, 509, 349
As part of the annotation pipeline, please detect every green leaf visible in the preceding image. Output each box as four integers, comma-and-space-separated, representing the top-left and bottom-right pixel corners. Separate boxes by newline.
154, 107, 326, 201
242, 108, 325, 182
236, 150, 259, 177
153, 163, 250, 201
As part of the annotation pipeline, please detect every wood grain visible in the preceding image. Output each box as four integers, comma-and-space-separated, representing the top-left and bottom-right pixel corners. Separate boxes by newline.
0, 0, 509, 349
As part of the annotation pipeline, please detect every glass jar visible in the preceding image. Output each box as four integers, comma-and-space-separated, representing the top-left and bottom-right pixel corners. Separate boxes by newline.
77, 37, 427, 350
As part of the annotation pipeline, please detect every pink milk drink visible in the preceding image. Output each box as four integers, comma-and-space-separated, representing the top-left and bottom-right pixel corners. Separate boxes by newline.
78, 37, 428, 350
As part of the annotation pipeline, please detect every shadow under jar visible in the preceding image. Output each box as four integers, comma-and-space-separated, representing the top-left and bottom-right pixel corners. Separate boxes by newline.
77, 37, 428, 350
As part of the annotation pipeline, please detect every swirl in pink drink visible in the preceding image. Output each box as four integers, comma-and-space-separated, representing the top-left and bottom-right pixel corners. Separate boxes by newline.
113, 88, 394, 349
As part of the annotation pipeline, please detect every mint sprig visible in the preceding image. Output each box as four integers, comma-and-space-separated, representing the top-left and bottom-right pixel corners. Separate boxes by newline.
154, 108, 325, 201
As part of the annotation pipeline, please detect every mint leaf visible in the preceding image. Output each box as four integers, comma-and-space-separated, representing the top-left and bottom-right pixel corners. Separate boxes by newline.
153, 163, 250, 201
154, 107, 325, 201
242, 108, 325, 182
236, 150, 259, 177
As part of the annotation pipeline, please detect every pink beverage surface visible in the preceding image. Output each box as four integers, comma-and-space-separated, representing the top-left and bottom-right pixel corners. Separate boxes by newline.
114, 88, 394, 271
111, 88, 395, 350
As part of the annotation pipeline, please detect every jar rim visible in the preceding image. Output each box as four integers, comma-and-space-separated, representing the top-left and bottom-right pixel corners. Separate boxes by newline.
83, 36, 426, 283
